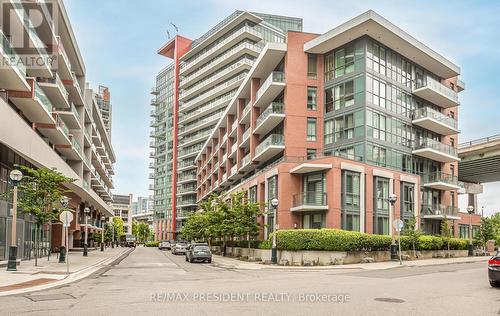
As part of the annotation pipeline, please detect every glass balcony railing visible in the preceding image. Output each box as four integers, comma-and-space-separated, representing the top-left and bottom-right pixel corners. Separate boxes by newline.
181, 90, 235, 117
242, 128, 251, 141
292, 192, 328, 207
230, 165, 237, 176
180, 111, 223, 134
83, 179, 89, 191
256, 71, 285, 101
421, 204, 459, 217
0, 30, 26, 76
422, 171, 459, 186
255, 134, 284, 157
72, 137, 82, 154
34, 81, 53, 113
415, 75, 458, 103
413, 138, 458, 157
413, 107, 457, 130
241, 153, 251, 167
256, 102, 284, 127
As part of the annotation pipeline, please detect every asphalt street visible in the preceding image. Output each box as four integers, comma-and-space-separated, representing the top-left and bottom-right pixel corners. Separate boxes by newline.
0, 247, 498, 316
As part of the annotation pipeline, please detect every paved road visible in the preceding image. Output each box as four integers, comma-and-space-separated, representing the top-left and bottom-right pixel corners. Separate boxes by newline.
0, 247, 498, 316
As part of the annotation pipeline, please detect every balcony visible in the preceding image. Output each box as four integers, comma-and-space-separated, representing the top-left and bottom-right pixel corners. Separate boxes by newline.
291, 192, 328, 212
179, 90, 235, 121
180, 26, 262, 76
421, 204, 460, 220
253, 134, 285, 163
254, 102, 285, 135
421, 171, 461, 191
56, 37, 72, 81
10, 80, 54, 125
253, 71, 285, 108
412, 107, 458, 136
239, 103, 252, 124
65, 72, 84, 106
456, 79, 465, 92
412, 138, 460, 163
150, 87, 158, 95
239, 153, 252, 172
240, 128, 251, 148
229, 164, 239, 180
229, 120, 238, 137
54, 102, 81, 129
38, 115, 72, 147
229, 142, 238, 159
413, 76, 459, 109
179, 111, 223, 136
0, 30, 30, 91
38, 73, 70, 110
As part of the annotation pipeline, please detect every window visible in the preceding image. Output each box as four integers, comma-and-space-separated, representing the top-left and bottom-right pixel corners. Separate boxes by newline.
307, 118, 317, 141
450, 164, 455, 176
307, 149, 317, 160
341, 171, 361, 231
334, 80, 354, 110
334, 45, 355, 78
324, 119, 333, 145
266, 176, 278, 237
302, 213, 325, 229
374, 177, 390, 235
307, 87, 317, 110
450, 138, 455, 147
307, 54, 317, 79
248, 185, 257, 204
324, 53, 334, 81
369, 111, 386, 141
401, 182, 414, 222
333, 110, 364, 142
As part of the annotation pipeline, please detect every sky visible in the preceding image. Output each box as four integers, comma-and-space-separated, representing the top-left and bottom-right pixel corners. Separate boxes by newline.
63, 0, 500, 215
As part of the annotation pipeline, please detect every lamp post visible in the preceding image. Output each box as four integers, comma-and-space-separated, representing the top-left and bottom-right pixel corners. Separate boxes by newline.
389, 193, 398, 261
7, 169, 23, 271
59, 196, 70, 263
270, 198, 279, 264
101, 215, 105, 251
83, 207, 90, 256
467, 205, 474, 256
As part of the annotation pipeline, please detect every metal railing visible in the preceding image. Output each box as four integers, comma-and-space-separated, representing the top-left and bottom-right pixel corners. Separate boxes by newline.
412, 107, 457, 130
413, 138, 457, 157
256, 102, 284, 127
458, 133, 500, 149
292, 192, 328, 207
255, 134, 284, 157
414, 75, 458, 103
422, 171, 459, 186
421, 204, 459, 217
255, 71, 285, 101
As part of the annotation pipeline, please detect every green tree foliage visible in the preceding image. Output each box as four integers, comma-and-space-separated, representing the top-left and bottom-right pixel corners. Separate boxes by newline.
440, 216, 452, 251
402, 215, 422, 257
135, 221, 150, 243
113, 217, 125, 240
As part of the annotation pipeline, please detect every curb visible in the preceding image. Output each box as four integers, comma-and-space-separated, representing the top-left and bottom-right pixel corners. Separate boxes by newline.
0, 248, 133, 297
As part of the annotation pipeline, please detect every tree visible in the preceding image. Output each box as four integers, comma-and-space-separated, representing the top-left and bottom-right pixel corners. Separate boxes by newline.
476, 217, 495, 248
113, 217, 125, 242
133, 220, 150, 243
104, 223, 114, 243
403, 215, 422, 258
440, 216, 452, 252
4, 166, 74, 266
230, 191, 262, 249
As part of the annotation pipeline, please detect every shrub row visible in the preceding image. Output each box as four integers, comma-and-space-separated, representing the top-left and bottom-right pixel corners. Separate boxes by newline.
145, 241, 159, 247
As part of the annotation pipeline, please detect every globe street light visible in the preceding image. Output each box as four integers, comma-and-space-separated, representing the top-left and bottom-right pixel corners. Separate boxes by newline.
101, 215, 105, 252
83, 207, 90, 256
59, 196, 70, 263
7, 169, 23, 271
388, 193, 398, 261
270, 198, 279, 264
466, 205, 474, 256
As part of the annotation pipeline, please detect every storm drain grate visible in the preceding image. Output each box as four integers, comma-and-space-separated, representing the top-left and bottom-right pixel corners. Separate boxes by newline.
374, 297, 405, 303
25, 293, 76, 302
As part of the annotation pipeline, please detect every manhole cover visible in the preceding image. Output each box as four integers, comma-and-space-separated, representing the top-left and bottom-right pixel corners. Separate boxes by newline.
374, 297, 405, 303
25, 293, 76, 302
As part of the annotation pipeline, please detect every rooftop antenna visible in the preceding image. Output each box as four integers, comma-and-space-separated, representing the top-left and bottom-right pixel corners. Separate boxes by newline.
170, 22, 179, 34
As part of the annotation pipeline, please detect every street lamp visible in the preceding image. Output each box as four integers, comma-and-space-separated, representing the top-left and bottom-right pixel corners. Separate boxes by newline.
270, 198, 279, 264
83, 207, 90, 256
7, 169, 23, 271
59, 196, 70, 263
467, 205, 474, 256
388, 193, 398, 261
101, 215, 105, 251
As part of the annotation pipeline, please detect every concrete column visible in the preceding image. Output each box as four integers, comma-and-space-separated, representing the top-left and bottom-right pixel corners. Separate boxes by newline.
468, 193, 478, 213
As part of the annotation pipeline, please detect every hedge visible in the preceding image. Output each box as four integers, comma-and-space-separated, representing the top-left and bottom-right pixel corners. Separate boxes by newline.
145, 241, 159, 247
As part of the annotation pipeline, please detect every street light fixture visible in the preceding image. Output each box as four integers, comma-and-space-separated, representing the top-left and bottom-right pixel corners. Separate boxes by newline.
101, 215, 105, 252
7, 169, 23, 271
466, 205, 474, 256
59, 196, 70, 263
83, 207, 90, 256
270, 198, 279, 264
388, 193, 398, 261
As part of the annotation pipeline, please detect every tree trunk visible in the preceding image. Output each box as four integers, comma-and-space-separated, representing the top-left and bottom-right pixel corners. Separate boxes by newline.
34, 223, 38, 267
413, 240, 416, 258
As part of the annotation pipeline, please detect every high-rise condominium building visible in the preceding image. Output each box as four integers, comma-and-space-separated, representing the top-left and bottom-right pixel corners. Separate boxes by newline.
195, 10, 481, 238
150, 11, 303, 240
0, 0, 115, 260
113, 194, 133, 234
96, 85, 112, 138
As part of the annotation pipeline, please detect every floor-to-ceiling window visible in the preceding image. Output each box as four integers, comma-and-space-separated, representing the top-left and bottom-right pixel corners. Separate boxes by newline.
374, 177, 390, 235
401, 182, 414, 224
302, 213, 325, 229
341, 170, 361, 231
266, 176, 278, 237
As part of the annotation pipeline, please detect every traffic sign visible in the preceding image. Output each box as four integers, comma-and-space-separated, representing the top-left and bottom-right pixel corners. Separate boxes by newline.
59, 211, 74, 227
393, 219, 404, 232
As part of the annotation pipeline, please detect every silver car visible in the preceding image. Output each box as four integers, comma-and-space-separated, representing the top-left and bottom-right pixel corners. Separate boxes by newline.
171, 242, 187, 255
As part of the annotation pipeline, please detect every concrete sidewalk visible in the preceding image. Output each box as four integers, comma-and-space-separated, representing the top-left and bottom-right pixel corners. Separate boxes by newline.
212, 255, 489, 271
0, 246, 132, 297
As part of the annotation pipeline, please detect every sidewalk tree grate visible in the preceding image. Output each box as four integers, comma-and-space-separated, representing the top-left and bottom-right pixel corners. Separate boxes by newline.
374, 297, 405, 303
25, 293, 76, 302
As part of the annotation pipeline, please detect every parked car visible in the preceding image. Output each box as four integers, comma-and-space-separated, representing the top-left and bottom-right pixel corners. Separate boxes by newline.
488, 252, 500, 287
120, 234, 136, 248
185, 244, 212, 263
158, 241, 171, 250
171, 241, 188, 255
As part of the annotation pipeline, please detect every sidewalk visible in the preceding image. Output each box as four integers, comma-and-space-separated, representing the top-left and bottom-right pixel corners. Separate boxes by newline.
212, 255, 489, 271
0, 246, 132, 297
